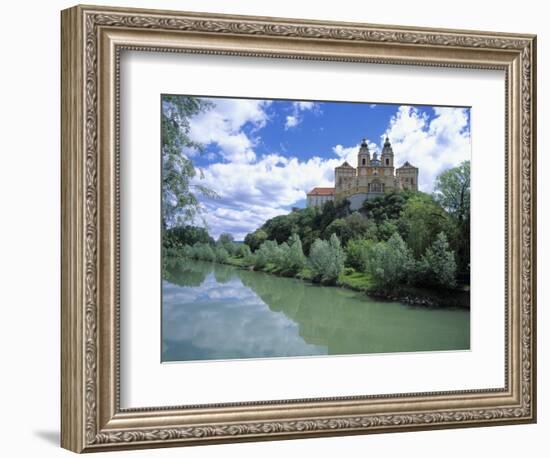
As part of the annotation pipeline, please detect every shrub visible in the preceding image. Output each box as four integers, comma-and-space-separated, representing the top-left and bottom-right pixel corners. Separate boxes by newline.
418, 232, 457, 288
243, 251, 256, 266
323, 212, 378, 246
253, 240, 280, 270
244, 229, 268, 252
191, 242, 216, 262
182, 244, 194, 258
236, 243, 252, 259
253, 247, 269, 269
343, 267, 355, 276
376, 220, 398, 241
163, 225, 214, 248
345, 239, 374, 272
279, 234, 307, 276
309, 234, 346, 284
365, 233, 414, 289
214, 246, 229, 263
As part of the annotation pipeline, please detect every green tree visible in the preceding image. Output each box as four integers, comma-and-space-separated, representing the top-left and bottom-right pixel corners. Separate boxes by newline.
217, 233, 234, 245
190, 242, 216, 262
236, 243, 252, 259
362, 191, 413, 223
323, 212, 376, 246
365, 233, 414, 289
244, 229, 268, 252
309, 234, 346, 284
279, 234, 307, 276
376, 220, 398, 241
253, 245, 269, 269
162, 95, 216, 228
261, 214, 298, 244
401, 193, 450, 259
345, 239, 374, 272
214, 246, 229, 263
434, 161, 470, 276
434, 161, 470, 223
418, 232, 457, 288
163, 225, 214, 248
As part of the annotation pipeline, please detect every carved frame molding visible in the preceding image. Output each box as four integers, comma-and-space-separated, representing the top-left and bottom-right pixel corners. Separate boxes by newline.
61, 4, 536, 453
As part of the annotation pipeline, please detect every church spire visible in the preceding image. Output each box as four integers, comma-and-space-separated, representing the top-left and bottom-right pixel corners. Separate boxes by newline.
381, 136, 394, 167
358, 138, 371, 167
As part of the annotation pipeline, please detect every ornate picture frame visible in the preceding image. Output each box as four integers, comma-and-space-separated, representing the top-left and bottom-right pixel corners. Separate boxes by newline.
61, 4, 536, 453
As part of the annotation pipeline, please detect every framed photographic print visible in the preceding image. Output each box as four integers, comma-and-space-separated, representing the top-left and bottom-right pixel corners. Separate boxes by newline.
61, 4, 537, 453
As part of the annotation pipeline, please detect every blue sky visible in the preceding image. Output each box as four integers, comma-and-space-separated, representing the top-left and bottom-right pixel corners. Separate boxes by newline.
170, 95, 471, 240
191, 100, 404, 169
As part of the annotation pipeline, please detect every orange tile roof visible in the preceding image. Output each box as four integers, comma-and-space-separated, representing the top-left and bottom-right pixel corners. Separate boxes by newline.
307, 187, 335, 196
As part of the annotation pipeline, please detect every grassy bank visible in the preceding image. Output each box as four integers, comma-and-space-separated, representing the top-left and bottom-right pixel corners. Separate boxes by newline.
174, 254, 469, 309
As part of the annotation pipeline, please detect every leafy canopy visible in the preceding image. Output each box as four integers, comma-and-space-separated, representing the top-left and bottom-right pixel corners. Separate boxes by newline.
162, 95, 216, 228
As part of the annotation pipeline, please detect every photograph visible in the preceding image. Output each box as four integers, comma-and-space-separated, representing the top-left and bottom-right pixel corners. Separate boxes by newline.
58, 4, 536, 452
161, 95, 472, 362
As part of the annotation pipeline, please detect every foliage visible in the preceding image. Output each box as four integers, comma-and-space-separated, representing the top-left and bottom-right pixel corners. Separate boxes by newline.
278, 234, 307, 276
250, 201, 349, 255
244, 229, 268, 252
216, 233, 240, 256
161, 95, 216, 228
400, 193, 451, 259
236, 243, 252, 259
253, 240, 282, 270
323, 212, 376, 246
317, 199, 351, 232
376, 219, 398, 241
418, 232, 457, 288
163, 225, 214, 248
434, 161, 471, 276
253, 245, 269, 269
189, 242, 216, 262
214, 246, 229, 263
345, 239, 374, 272
309, 234, 346, 284
362, 191, 413, 223
217, 233, 234, 245
338, 269, 375, 292
365, 233, 414, 289
434, 161, 470, 222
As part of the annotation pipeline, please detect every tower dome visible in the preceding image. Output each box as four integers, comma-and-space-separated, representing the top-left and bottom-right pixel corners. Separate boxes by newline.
358, 138, 371, 167
381, 136, 394, 167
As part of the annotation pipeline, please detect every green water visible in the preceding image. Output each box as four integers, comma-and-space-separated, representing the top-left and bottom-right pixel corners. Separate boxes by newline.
162, 259, 470, 362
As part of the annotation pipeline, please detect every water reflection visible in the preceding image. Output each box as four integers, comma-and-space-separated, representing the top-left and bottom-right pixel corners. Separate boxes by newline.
162, 259, 470, 362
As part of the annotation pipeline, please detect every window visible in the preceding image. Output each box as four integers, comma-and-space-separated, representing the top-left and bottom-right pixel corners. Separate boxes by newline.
370, 181, 383, 192
362, 158, 366, 165
385, 158, 389, 165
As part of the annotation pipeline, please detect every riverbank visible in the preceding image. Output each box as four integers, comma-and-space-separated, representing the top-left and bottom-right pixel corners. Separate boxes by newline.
163, 258, 471, 360
176, 254, 469, 309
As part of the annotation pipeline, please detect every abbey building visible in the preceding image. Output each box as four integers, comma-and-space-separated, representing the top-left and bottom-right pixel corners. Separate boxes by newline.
307, 137, 419, 210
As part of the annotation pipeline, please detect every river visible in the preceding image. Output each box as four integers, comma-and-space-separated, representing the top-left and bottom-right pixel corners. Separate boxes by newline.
162, 259, 470, 362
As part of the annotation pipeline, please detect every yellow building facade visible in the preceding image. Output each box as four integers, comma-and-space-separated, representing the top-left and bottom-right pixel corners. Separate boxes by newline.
307, 137, 419, 210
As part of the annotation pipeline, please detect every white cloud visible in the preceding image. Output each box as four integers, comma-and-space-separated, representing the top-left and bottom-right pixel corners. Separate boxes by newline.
284, 101, 320, 129
332, 144, 359, 166
294, 101, 315, 110
188, 98, 271, 163
332, 139, 378, 167
285, 115, 299, 129
384, 106, 471, 192
194, 153, 340, 240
